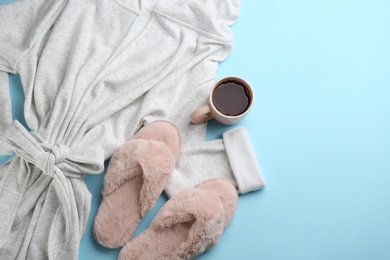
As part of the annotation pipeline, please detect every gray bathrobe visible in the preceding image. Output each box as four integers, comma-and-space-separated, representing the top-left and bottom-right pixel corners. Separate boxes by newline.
0, 0, 265, 258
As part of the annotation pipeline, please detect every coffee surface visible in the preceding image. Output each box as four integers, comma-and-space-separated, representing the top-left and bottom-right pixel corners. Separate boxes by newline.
212, 80, 251, 116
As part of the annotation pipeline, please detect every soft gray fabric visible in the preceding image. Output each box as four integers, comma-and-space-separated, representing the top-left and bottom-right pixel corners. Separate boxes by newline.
0, 72, 12, 155
0, 0, 264, 259
165, 127, 266, 197
223, 127, 266, 193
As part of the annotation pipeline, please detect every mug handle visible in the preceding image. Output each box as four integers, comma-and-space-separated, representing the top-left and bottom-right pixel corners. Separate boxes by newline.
190, 104, 213, 124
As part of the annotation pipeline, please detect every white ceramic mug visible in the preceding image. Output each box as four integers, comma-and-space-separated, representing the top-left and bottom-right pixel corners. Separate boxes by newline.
190, 76, 254, 125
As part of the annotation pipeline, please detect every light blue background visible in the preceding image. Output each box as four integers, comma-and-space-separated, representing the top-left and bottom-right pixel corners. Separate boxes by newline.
1, 0, 390, 259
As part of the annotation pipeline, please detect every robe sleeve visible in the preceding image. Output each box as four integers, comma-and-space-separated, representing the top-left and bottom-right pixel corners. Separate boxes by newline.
0, 0, 66, 73
0, 0, 66, 154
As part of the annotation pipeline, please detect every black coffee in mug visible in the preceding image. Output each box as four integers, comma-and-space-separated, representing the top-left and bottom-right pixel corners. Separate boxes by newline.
212, 79, 252, 116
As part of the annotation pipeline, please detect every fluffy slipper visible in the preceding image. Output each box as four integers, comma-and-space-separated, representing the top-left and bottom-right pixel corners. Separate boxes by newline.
93, 121, 181, 248
118, 178, 238, 260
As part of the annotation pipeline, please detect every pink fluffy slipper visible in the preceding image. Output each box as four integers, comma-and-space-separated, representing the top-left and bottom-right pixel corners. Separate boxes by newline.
93, 121, 181, 248
118, 178, 238, 260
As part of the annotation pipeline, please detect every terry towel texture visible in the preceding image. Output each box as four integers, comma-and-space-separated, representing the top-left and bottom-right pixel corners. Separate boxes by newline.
0, 0, 265, 259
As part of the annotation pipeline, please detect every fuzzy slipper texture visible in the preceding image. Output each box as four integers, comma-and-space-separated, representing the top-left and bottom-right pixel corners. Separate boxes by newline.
93, 121, 182, 248
118, 178, 238, 260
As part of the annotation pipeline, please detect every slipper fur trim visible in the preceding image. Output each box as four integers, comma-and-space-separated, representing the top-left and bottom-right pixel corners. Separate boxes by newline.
195, 178, 238, 227
93, 121, 181, 248
152, 188, 225, 259
118, 178, 238, 260
103, 139, 175, 215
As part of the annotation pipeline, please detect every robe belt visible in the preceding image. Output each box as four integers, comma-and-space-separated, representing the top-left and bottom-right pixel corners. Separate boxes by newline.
0, 120, 103, 178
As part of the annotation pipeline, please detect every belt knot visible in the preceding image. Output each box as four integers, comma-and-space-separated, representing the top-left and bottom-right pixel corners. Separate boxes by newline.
0, 120, 104, 178
37, 143, 70, 176
1, 121, 71, 177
